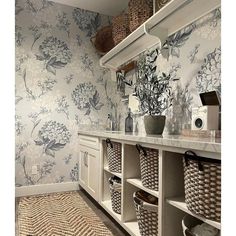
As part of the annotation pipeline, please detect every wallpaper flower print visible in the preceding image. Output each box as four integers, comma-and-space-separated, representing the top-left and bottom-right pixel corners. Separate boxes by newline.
196, 47, 221, 94
70, 163, 79, 182
25, 0, 54, 14
15, 25, 24, 47
72, 82, 104, 115
55, 96, 70, 119
15, 142, 56, 186
72, 8, 101, 37
29, 21, 53, 50
56, 12, 71, 37
36, 36, 72, 74
15, 0, 115, 187
34, 121, 71, 157
162, 24, 195, 58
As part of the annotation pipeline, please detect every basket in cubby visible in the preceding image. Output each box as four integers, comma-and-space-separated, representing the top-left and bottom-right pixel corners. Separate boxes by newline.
136, 144, 159, 191
183, 150, 221, 222
133, 190, 158, 236
90, 25, 115, 55
106, 138, 122, 173
109, 176, 122, 214
128, 0, 153, 32
112, 12, 130, 45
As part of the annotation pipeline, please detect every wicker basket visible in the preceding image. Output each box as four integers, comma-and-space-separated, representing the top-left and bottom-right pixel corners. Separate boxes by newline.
133, 190, 158, 236
182, 215, 203, 236
155, 0, 171, 12
109, 176, 122, 214
136, 144, 159, 191
183, 151, 221, 222
106, 138, 122, 173
112, 12, 130, 45
128, 0, 153, 32
90, 25, 114, 55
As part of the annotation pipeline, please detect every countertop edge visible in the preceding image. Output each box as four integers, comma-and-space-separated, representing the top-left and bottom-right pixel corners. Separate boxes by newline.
78, 130, 221, 154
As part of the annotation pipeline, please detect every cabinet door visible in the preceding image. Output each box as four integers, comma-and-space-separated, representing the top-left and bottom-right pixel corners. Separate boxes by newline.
87, 148, 100, 201
78, 145, 100, 202
78, 147, 88, 190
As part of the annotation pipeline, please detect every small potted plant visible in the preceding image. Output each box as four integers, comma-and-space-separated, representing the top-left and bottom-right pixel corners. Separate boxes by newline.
134, 49, 179, 135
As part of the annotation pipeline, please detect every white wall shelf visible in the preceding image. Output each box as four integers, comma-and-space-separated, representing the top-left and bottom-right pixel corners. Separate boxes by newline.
100, 0, 221, 70
126, 178, 159, 198
104, 166, 122, 179
166, 197, 221, 230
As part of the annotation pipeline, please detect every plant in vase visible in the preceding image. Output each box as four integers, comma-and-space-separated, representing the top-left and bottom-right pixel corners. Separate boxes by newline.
134, 48, 179, 134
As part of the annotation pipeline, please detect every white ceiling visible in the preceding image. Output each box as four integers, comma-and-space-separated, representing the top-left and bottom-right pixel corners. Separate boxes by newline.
51, 0, 129, 16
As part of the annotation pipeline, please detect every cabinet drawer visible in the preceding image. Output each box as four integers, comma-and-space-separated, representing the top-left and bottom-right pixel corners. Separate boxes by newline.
79, 135, 100, 150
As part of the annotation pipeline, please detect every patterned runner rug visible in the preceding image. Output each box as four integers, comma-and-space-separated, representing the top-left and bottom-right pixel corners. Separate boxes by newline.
17, 191, 114, 236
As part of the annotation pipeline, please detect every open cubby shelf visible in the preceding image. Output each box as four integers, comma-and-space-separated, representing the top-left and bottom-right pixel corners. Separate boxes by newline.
101, 200, 122, 222
99, 140, 221, 236
104, 166, 122, 179
126, 178, 159, 198
166, 197, 221, 230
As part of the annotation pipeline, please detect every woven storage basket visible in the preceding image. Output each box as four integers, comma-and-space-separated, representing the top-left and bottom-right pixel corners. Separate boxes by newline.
109, 176, 122, 214
182, 215, 203, 236
155, 0, 171, 12
112, 12, 130, 45
136, 144, 159, 191
106, 138, 122, 173
183, 151, 221, 222
128, 0, 153, 32
90, 25, 114, 55
133, 190, 158, 236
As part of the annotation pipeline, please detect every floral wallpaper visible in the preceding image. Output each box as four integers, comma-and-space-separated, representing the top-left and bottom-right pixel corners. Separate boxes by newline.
15, 0, 124, 187
132, 8, 221, 134
15, 0, 221, 188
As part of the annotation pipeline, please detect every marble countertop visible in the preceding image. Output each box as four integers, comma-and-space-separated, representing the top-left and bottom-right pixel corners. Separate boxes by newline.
78, 130, 221, 153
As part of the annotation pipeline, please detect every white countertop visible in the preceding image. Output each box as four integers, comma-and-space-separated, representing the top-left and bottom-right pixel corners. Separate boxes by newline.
78, 130, 221, 153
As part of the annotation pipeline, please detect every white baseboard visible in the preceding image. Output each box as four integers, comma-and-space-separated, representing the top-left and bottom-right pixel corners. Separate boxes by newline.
15, 182, 81, 197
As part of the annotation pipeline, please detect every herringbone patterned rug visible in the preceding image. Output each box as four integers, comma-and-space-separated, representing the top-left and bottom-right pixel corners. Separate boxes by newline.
17, 191, 114, 236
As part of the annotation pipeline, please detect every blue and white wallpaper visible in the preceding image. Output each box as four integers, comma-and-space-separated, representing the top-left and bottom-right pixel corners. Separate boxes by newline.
133, 8, 221, 134
15, 0, 125, 187
15, 0, 221, 187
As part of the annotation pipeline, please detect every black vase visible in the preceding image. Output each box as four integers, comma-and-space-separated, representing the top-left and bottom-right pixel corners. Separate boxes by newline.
144, 115, 166, 135
125, 113, 133, 132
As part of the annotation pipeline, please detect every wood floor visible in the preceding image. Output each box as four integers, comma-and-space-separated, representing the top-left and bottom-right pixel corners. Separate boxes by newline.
15, 189, 129, 236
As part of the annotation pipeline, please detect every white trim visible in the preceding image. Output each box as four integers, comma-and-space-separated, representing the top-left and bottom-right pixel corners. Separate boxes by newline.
15, 182, 80, 197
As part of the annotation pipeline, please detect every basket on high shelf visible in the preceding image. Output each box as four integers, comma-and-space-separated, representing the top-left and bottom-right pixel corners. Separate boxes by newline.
128, 0, 153, 32
136, 144, 159, 191
183, 151, 221, 222
112, 12, 130, 45
155, 0, 171, 12
106, 138, 122, 173
109, 176, 122, 214
90, 25, 115, 55
133, 190, 158, 236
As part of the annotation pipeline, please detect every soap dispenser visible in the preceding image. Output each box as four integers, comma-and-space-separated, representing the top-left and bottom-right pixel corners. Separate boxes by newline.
125, 108, 133, 133
106, 114, 113, 131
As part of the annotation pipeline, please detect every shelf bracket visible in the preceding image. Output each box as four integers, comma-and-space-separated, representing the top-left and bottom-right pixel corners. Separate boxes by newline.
100, 59, 117, 71
144, 23, 168, 49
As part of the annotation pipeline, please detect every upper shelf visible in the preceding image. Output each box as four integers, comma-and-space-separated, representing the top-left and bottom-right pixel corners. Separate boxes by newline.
99, 0, 221, 70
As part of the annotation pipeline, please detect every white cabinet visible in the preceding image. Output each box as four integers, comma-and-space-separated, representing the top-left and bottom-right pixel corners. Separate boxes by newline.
78, 135, 100, 202
78, 132, 221, 236
100, 141, 221, 236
